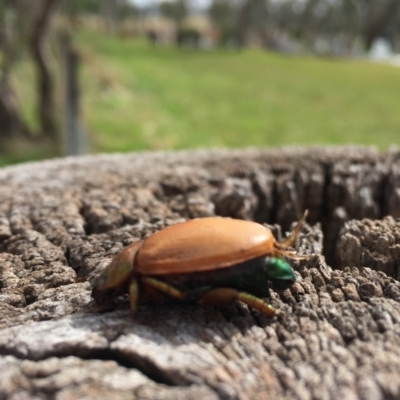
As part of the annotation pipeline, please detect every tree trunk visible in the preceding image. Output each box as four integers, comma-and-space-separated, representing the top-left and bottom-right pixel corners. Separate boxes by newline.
30, 0, 59, 141
60, 33, 85, 156
237, 0, 252, 47
0, 78, 30, 141
0, 1, 31, 142
237, 0, 269, 48
1, 147, 400, 398
363, 0, 400, 49
101, 0, 118, 34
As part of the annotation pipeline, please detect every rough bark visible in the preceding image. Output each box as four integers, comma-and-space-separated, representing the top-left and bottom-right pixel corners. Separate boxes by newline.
1, 146, 400, 399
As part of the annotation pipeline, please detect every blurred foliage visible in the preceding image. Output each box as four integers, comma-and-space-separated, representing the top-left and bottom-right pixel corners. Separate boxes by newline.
209, 0, 238, 45
160, 0, 188, 26
63, 0, 101, 15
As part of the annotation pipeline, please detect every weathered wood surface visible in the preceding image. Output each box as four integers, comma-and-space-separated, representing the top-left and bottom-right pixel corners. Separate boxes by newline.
1, 147, 400, 400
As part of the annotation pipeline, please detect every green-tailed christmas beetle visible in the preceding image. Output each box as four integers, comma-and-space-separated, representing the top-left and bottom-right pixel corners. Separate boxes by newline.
92, 210, 309, 317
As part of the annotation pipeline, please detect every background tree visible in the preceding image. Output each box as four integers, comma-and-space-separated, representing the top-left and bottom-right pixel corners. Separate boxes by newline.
262, 0, 400, 51
0, 0, 61, 156
159, 0, 188, 27
360, 0, 400, 49
30, 0, 60, 143
101, 0, 118, 33
237, 0, 268, 47
0, 0, 32, 143
209, 0, 238, 45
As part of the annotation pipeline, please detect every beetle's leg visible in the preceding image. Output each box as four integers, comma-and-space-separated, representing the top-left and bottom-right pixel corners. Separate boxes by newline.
141, 277, 186, 301
128, 278, 139, 316
277, 209, 308, 249
198, 288, 277, 318
274, 210, 310, 260
236, 292, 278, 317
141, 279, 167, 304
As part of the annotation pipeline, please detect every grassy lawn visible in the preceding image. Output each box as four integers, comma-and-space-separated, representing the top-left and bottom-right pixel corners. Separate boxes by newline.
4, 30, 400, 166
78, 33, 400, 152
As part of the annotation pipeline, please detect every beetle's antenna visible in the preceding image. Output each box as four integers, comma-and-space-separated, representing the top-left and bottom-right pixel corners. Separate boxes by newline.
274, 209, 309, 259
276, 209, 308, 249
273, 246, 310, 260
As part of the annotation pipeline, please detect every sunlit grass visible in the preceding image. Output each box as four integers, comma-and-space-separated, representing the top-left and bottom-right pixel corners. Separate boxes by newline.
76, 32, 400, 152
5, 30, 400, 167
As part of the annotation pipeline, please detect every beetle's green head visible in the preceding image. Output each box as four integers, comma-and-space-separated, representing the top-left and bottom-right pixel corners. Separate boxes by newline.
266, 257, 296, 290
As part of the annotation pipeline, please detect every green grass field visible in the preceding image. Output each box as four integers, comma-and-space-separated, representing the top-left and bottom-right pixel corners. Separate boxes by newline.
5, 31, 400, 165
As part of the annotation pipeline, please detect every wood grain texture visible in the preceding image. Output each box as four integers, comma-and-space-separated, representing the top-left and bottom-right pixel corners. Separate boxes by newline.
1, 147, 400, 400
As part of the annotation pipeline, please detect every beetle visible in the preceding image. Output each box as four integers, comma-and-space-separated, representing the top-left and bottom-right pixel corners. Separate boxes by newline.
92, 210, 308, 317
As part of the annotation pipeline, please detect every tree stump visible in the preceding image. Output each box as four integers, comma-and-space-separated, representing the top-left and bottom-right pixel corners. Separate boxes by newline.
1, 147, 400, 400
